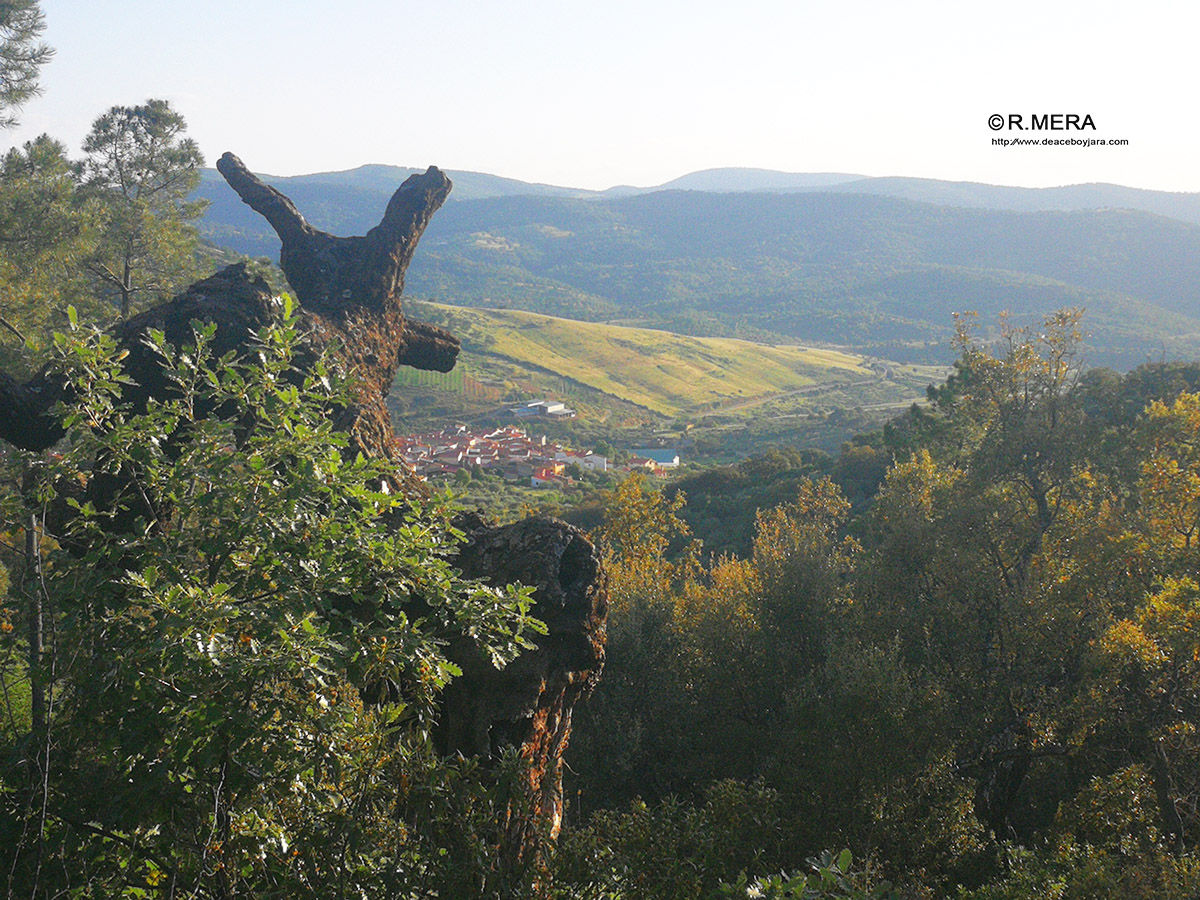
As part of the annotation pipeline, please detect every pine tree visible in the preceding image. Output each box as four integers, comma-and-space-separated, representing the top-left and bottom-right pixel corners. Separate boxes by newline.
80, 99, 207, 317
0, 0, 52, 128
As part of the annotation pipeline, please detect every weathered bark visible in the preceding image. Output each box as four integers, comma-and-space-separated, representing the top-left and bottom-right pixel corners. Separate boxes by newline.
441, 513, 607, 862
0, 156, 607, 863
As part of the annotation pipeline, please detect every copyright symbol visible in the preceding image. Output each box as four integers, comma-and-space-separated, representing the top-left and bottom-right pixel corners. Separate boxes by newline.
988, 114, 1005, 131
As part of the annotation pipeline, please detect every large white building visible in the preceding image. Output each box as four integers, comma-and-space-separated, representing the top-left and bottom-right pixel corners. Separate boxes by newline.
509, 399, 576, 418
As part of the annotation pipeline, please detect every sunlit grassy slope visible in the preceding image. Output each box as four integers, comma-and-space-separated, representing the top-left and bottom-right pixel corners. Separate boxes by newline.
414, 302, 889, 418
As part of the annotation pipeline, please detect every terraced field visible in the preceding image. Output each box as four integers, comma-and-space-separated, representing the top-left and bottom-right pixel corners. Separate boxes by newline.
403, 302, 935, 420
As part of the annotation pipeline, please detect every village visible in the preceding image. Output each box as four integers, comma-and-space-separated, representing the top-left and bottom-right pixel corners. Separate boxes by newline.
395, 419, 681, 488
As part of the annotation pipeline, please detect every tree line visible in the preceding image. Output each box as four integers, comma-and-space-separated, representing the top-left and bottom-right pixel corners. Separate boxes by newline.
1, 0, 208, 376
558, 311, 1200, 898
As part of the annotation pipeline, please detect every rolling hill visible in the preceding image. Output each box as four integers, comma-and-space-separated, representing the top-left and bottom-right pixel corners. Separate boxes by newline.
198, 167, 1200, 368
403, 302, 915, 419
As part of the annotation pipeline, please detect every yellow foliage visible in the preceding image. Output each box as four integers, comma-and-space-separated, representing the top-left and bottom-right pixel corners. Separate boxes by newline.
1100, 618, 1167, 670
1139, 392, 1200, 554
875, 450, 962, 526
597, 472, 699, 617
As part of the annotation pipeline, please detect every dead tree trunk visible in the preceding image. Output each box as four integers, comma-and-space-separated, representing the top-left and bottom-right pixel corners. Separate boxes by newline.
0, 154, 606, 865
1, 154, 461, 458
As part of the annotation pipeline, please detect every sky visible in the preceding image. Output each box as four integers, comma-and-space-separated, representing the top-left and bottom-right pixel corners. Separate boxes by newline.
7, 0, 1200, 192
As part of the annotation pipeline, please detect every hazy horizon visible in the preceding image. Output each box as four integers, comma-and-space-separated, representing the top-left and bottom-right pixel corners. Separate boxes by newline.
216, 162, 1200, 197
7, 1, 1199, 194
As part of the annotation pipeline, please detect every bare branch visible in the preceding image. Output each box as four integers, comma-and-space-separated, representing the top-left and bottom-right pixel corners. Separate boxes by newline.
0, 312, 28, 343
215, 152, 316, 248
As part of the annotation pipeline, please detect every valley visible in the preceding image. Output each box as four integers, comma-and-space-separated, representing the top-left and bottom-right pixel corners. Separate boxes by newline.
390, 301, 943, 464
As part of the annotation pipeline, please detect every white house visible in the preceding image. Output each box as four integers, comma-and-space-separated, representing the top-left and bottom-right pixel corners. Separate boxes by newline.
631, 449, 680, 468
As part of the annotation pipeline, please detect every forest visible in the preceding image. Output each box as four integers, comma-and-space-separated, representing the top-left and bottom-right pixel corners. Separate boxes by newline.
6, 2, 1200, 898
563, 315, 1200, 898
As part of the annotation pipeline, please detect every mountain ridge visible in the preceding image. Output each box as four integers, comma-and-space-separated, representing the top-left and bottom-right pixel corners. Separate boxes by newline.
196, 166, 1200, 369
198, 163, 1200, 216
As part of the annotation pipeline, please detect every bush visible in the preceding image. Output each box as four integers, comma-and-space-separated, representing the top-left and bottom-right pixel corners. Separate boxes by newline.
0, 305, 543, 898
550, 780, 786, 900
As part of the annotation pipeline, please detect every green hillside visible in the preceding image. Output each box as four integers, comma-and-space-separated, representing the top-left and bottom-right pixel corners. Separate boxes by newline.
398, 302, 937, 423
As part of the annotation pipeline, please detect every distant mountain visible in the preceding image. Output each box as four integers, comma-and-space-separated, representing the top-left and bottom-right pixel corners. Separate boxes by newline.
195, 165, 599, 258
651, 168, 863, 193
198, 164, 1200, 255
402, 191, 1200, 367
197, 166, 1200, 368
830, 177, 1200, 224
621, 170, 1200, 223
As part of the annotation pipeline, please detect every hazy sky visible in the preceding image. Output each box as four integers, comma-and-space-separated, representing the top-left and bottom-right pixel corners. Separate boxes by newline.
7, 0, 1199, 191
